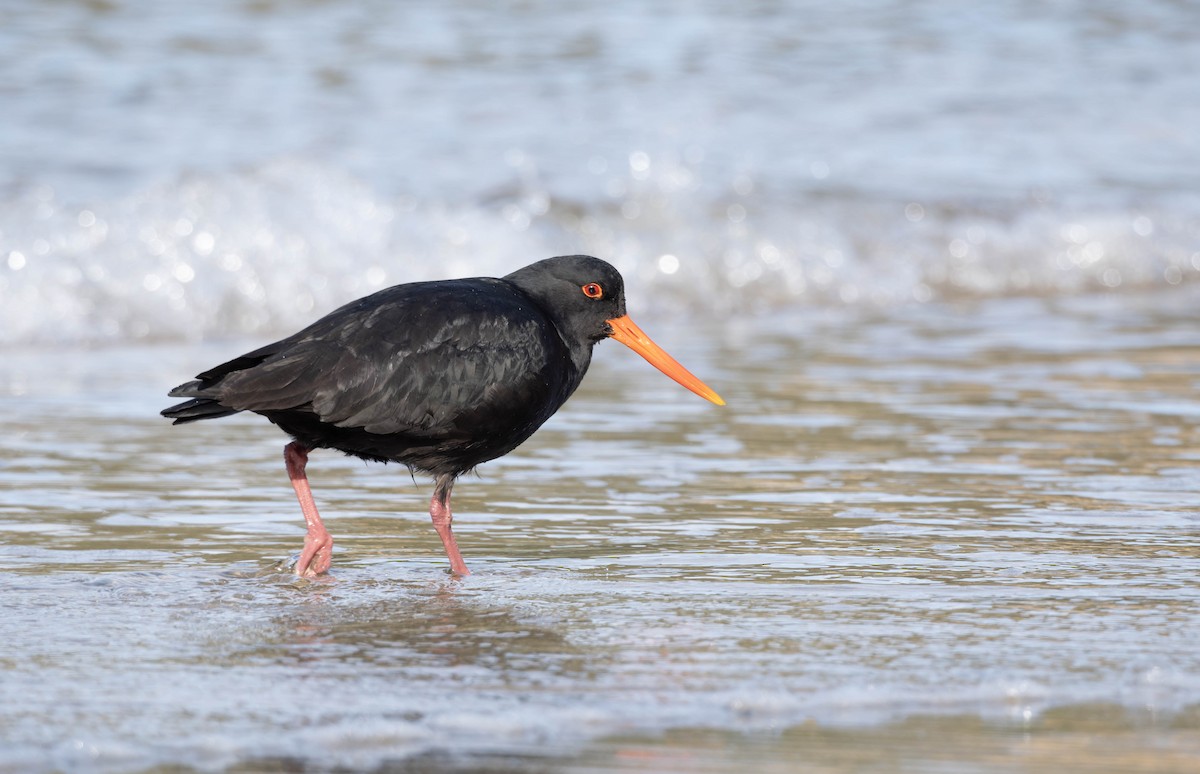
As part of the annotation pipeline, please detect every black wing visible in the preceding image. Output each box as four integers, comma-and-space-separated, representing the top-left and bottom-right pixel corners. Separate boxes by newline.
167, 278, 576, 440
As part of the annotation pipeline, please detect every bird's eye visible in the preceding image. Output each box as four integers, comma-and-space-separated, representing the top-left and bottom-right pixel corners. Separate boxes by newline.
581, 282, 604, 299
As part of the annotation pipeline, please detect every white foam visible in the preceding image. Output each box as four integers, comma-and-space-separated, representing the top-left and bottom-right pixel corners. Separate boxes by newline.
2, 161, 1198, 347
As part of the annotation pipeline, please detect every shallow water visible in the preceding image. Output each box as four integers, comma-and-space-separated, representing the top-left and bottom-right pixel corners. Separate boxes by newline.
3, 295, 1200, 772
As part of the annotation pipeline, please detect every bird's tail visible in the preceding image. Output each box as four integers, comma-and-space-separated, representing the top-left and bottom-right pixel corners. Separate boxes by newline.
160, 397, 242, 424
161, 381, 242, 424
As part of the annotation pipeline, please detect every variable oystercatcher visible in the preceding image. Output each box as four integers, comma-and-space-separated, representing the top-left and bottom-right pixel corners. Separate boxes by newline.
162, 254, 724, 576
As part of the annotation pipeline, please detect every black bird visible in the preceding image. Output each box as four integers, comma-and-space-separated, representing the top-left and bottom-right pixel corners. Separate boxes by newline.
162, 255, 724, 576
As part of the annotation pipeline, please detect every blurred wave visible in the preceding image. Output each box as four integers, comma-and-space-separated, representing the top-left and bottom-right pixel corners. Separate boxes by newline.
2, 0, 1199, 345
2, 159, 1199, 346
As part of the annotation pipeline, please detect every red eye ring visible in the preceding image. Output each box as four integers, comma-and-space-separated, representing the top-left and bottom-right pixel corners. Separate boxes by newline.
581, 282, 604, 299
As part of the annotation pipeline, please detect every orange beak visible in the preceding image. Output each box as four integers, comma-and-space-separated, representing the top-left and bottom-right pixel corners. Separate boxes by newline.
606, 315, 725, 406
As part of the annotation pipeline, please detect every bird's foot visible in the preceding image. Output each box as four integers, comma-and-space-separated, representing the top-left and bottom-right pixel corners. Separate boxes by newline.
295, 527, 333, 577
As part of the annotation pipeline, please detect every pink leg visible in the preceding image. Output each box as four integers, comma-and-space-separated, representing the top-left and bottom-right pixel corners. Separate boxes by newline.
284, 441, 333, 577
430, 475, 470, 576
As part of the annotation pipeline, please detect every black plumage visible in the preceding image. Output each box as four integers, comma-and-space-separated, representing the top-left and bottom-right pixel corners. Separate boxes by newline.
163, 255, 723, 576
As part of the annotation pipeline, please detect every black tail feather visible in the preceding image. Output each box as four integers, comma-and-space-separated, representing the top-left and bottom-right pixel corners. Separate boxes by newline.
161, 398, 242, 425
167, 379, 205, 398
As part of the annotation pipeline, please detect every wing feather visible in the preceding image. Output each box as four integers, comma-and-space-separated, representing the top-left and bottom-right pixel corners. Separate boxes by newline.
190, 279, 570, 441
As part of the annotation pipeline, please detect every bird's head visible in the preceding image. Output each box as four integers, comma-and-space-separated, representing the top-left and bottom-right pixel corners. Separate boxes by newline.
506, 255, 724, 406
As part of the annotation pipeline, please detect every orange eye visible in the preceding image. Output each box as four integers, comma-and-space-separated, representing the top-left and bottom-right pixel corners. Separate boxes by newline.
581, 282, 604, 299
